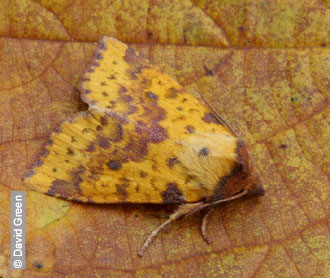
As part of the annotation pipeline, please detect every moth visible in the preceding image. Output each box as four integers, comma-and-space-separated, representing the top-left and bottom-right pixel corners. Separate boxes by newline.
24, 37, 264, 256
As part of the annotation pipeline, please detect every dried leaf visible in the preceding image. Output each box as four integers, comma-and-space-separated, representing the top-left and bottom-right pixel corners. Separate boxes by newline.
0, 1, 329, 277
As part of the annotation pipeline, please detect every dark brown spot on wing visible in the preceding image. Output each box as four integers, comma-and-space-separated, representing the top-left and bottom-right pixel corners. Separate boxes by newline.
97, 137, 111, 149
82, 128, 89, 134
108, 100, 116, 109
145, 91, 158, 100
165, 87, 181, 98
107, 160, 122, 170
47, 167, 85, 199
100, 116, 108, 126
162, 183, 184, 204
198, 147, 209, 157
102, 133, 148, 166
99, 114, 123, 142
202, 113, 221, 124
140, 171, 148, 178
116, 182, 129, 201
116, 85, 137, 114
140, 90, 167, 123
122, 94, 134, 103
86, 143, 96, 152
136, 121, 168, 143
118, 86, 128, 93
168, 157, 179, 168
67, 148, 74, 156
186, 125, 195, 133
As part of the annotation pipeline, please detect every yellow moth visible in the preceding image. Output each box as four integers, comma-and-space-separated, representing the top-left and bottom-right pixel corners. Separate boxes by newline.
24, 37, 264, 256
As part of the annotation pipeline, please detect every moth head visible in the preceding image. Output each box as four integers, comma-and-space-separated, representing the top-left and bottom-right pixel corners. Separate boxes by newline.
178, 133, 264, 202
209, 139, 264, 202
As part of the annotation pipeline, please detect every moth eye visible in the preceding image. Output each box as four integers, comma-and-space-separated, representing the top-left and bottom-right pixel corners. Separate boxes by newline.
198, 147, 209, 157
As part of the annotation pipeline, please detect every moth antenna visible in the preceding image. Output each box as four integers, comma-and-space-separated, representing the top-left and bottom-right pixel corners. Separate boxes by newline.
194, 189, 249, 215
209, 189, 248, 206
196, 88, 237, 136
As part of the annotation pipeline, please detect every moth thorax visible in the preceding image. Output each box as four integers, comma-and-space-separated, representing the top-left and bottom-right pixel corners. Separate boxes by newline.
178, 133, 238, 193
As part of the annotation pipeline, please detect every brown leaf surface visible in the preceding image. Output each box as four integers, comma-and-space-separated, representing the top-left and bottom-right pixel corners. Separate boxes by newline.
0, 1, 329, 277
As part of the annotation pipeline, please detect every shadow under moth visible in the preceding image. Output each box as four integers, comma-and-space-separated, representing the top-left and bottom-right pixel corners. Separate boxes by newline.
24, 37, 265, 256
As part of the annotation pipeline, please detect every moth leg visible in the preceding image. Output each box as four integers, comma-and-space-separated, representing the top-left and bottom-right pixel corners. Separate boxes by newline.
200, 190, 249, 244
138, 202, 205, 256
138, 190, 249, 256
201, 208, 216, 244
